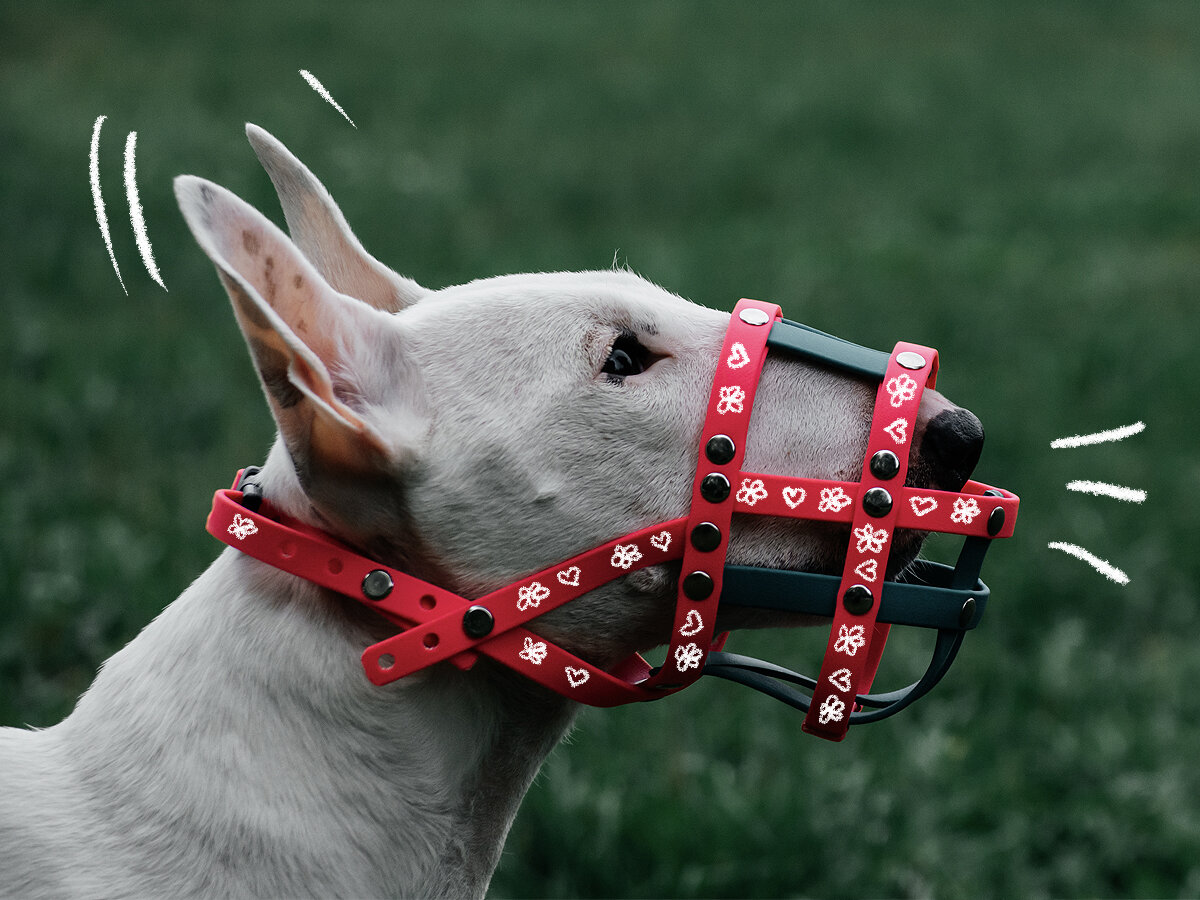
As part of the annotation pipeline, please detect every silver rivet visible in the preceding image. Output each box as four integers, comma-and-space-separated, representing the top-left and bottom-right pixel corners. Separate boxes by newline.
896, 351, 927, 370
738, 308, 770, 326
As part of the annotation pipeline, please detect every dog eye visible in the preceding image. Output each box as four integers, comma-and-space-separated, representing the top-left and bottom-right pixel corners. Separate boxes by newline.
602, 332, 651, 381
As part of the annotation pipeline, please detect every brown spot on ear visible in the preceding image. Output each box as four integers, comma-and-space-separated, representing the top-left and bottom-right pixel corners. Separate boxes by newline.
221, 274, 273, 330
200, 183, 214, 205
293, 274, 304, 290
242, 229, 261, 256
249, 337, 303, 409
263, 256, 278, 304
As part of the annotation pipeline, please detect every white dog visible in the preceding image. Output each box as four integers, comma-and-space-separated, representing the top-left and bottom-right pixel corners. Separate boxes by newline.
0, 125, 983, 898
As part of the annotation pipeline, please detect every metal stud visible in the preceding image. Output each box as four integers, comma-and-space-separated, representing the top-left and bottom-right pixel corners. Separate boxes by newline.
462, 605, 495, 638
700, 473, 731, 503
690, 522, 722, 552
959, 597, 977, 629
896, 351, 927, 370
705, 434, 736, 465
987, 506, 1005, 536
843, 584, 874, 615
738, 308, 771, 326
682, 571, 714, 601
361, 569, 394, 601
869, 449, 900, 480
862, 487, 894, 518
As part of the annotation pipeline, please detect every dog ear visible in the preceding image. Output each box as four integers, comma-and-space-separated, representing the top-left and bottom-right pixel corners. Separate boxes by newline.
175, 175, 421, 484
244, 124, 426, 313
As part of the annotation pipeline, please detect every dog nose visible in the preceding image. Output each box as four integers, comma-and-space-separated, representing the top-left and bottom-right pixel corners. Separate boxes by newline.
920, 408, 984, 492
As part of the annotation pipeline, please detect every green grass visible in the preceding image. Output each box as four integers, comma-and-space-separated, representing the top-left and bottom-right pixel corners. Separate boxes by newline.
3, 2, 1198, 897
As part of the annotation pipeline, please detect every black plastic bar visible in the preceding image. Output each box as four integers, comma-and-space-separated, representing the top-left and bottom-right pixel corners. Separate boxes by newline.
719, 559, 991, 631
767, 318, 891, 380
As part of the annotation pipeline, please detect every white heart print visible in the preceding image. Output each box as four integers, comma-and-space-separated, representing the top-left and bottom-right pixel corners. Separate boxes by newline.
884, 418, 908, 445
556, 566, 581, 587
650, 531, 672, 552
679, 609, 704, 637
726, 342, 751, 369
565, 666, 590, 688
782, 486, 807, 509
828, 667, 853, 693
854, 559, 878, 582
910, 496, 938, 517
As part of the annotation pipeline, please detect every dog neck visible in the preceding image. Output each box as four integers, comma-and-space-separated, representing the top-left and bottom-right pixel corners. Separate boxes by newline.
56, 547, 577, 898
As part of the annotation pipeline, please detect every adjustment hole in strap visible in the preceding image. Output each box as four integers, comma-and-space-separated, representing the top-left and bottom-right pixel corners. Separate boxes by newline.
279, 540, 297, 559
377, 653, 395, 671
419, 594, 437, 610
327, 558, 344, 575
423, 632, 440, 650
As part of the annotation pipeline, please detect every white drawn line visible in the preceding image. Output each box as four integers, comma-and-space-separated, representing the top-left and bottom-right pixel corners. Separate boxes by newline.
1066, 480, 1147, 503
299, 69, 356, 128
1051, 421, 1145, 449
90, 116, 127, 295
123, 132, 167, 291
1047, 542, 1130, 586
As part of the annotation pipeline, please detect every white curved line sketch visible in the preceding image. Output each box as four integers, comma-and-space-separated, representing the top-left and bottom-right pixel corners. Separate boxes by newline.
299, 69, 356, 128
1047, 542, 1130, 586
90, 115, 127, 295
123, 132, 167, 291
1051, 421, 1145, 449
1065, 480, 1146, 503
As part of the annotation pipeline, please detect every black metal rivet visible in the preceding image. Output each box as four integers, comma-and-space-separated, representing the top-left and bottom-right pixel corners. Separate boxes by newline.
869, 449, 900, 480
700, 473, 731, 503
705, 434, 736, 465
362, 569, 394, 601
843, 584, 874, 615
959, 597, 977, 629
690, 522, 722, 552
682, 571, 714, 601
462, 605, 495, 638
987, 506, 1005, 536
862, 487, 894, 518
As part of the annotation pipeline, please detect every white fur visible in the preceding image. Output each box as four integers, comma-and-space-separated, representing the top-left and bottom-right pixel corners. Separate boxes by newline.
0, 125, 969, 898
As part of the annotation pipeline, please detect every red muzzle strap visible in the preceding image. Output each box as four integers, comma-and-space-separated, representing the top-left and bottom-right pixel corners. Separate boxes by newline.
206, 296, 1018, 740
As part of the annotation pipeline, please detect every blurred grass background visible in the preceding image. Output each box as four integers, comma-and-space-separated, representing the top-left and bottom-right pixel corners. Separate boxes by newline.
2, 1, 1198, 897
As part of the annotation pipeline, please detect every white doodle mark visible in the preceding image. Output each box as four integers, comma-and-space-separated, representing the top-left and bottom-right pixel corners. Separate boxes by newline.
674, 642, 704, 672
90, 116, 126, 295
886, 373, 918, 408
834, 624, 867, 656
735, 478, 768, 506
517, 581, 550, 611
1051, 421, 1145, 449
910, 496, 938, 517
123, 131, 167, 291
818, 487, 853, 513
565, 666, 591, 688
818, 694, 846, 725
519, 637, 548, 665
854, 559, 878, 582
610, 543, 643, 569
853, 523, 889, 554
650, 531, 672, 552
227, 514, 258, 541
1047, 542, 1130, 586
726, 342, 751, 369
556, 566, 581, 587
679, 609, 704, 637
1066, 480, 1147, 503
716, 385, 745, 415
828, 667, 853, 693
883, 418, 908, 445
950, 497, 982, 525
299, 69, 356, 128
782, 486, 807, 509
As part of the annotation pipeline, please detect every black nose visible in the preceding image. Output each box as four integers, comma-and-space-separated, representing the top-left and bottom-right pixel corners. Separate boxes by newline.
920, 408, 984, 492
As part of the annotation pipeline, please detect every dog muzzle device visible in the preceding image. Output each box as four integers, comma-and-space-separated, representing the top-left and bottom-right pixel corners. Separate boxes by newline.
209, 298, 1019, 741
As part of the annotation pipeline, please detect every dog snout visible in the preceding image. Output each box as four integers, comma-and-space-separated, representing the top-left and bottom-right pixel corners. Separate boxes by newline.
919, 407, 984, 492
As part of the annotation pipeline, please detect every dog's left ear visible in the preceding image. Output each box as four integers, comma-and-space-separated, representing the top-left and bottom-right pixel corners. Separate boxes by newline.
245, 124, 427, 314
175, 175, 424, 487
